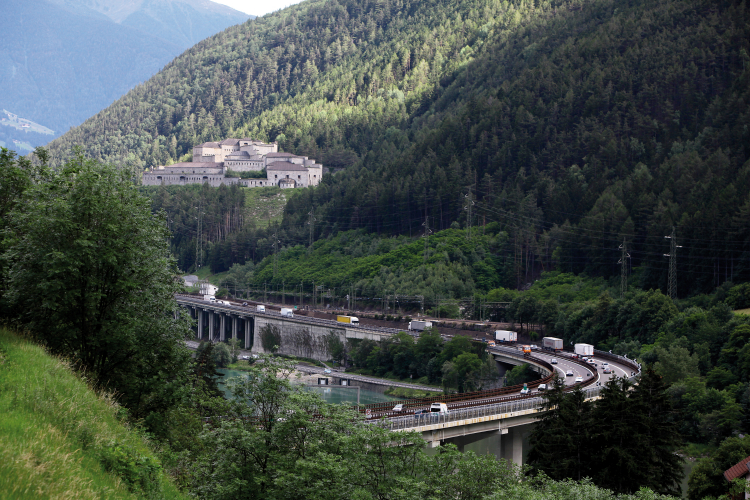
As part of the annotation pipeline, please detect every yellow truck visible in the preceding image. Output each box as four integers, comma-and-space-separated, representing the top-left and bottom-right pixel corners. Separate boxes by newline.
336, 315, 359, 325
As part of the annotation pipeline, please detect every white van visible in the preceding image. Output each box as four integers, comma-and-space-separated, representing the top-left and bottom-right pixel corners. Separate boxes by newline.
429, 402, 449, 414
280, 308, 294, 318
256, 305, 265, 312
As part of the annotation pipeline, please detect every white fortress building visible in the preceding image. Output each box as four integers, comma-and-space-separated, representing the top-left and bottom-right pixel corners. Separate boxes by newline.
142, 138, 323, 189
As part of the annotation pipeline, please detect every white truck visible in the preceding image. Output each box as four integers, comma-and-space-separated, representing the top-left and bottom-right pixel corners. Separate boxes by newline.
256, 305, 266, 312
542, 337, 563, 351
574, 343, 594, 357
494, 330, 517, 342
429, 402, 449, 414
280, 308, 294, 318
203, 295, 216, 302
408, 320, 432, 331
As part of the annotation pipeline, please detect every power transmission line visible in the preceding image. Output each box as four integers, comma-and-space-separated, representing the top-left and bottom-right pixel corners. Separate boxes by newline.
618, 238, 630, 299
421, 215, 432, 262
664, 227, 682, 299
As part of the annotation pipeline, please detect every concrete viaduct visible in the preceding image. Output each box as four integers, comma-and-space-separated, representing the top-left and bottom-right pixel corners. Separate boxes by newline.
372, 346, 641, 465
176, 295, 402, 361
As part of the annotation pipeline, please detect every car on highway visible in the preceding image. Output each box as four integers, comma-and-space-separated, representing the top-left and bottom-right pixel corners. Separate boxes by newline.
603, 367, 612, 374
566, 370, 574, 376
520, 387, 530, 394
242, 302, 248, 306
537, 383, 547, 391
575, 376, 583, 383
550, 358, 558, 364
323, 368, 332, 374
392, 404, 404, 412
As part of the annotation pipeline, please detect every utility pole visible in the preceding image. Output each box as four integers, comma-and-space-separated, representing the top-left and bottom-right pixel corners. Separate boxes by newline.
264, 282, 267, 303
664, 226, 681, 299
307, 209, 316, 252
422, 216, 432, 262
282, 280, 285, 305
272, 233, 280, 278
194, 207, 204, 272
300, 281, 303, 308
464, 192, 474, 240
618, 238, 630, 299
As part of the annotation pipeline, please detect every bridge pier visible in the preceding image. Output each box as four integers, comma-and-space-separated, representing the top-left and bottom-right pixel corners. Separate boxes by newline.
209, 311, 215, 341
220, 313, 226, 341
244, 318, 251, 349
197, 309, 204, 339
499, 424, 529, 466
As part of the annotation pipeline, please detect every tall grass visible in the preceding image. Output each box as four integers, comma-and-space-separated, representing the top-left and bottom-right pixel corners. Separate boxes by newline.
0, 328, 187, 499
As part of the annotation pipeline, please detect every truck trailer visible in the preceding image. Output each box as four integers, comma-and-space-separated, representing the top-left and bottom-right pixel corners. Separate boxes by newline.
542, 337, 563, 351
408, 320, 433, 331
280, 308, 294, 318
495, 330, 517, 342
574, 343, 594, 357
337, 315, 359, 325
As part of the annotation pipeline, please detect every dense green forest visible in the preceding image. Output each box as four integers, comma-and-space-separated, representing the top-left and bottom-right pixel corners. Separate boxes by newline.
50, 0, 750, 297
0, 146, 683, 499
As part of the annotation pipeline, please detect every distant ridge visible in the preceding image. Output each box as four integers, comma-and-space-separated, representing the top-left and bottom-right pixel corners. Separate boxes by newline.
0, 0, 250, 152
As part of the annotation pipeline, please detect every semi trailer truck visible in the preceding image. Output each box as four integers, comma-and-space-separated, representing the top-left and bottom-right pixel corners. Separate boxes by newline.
495, 330, 517, 342
336, 315, 359, 325
574, 343, 594, 356
408, 320, 433, 331
542, 337, 563, 351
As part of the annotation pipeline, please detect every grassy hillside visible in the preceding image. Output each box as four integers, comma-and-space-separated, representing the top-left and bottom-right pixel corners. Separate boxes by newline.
0, 328, 186, 499
245, 186, 293, 228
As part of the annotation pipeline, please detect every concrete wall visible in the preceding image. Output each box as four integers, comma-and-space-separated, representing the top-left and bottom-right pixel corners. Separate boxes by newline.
142, 173, 241, 187
252, 315, 346, 360
268, 168, 309, 187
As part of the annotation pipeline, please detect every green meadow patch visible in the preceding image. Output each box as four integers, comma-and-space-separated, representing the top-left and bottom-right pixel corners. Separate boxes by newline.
0, 328, 186, 500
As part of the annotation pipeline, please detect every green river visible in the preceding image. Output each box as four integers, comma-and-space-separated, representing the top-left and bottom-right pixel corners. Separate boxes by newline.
217, 368, 399, 405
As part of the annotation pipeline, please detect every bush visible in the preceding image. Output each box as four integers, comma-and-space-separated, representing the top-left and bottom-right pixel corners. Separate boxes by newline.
212, 342, 231, 368
99, 442, 162, 496
726, 283, 750, 310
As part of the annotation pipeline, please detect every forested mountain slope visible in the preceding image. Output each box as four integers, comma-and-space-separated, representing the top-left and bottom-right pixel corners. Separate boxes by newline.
50, 0, 749, 296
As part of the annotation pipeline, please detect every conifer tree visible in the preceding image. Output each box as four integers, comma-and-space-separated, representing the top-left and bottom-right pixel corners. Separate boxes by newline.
590, 377, 645, 493
527, 377, 593, 481
631, 369, 684, 496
